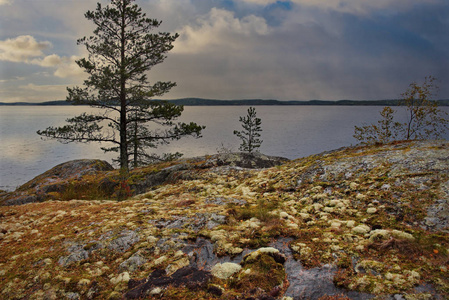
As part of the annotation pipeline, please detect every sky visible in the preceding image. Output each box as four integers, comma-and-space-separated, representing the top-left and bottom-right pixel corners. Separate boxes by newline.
0, 0, 448, 103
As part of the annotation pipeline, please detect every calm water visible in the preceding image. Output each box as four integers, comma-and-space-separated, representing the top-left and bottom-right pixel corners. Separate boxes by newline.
1, 105, 448, 191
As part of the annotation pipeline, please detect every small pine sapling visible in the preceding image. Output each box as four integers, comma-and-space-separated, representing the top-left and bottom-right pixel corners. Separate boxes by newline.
234, 107, 263, 153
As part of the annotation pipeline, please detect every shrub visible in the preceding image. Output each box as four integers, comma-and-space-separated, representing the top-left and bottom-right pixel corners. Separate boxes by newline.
354, 76, 448, 145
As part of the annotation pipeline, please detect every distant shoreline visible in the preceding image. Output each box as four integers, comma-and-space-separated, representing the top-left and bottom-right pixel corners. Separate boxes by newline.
1, 98, 448, 106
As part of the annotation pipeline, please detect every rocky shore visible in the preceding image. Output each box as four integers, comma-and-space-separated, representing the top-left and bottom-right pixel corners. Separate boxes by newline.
0, 140, 448, 299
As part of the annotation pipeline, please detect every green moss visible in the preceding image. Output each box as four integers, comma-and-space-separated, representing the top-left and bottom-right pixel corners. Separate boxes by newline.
230, 253, 285, 294
59, 180, 110, 201
230, 198, 279, 222
336, 254, 353, 269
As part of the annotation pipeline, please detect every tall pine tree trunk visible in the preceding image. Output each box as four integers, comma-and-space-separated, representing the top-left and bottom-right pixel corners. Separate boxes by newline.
133, 112, 138, 169
119, 0, 129, 174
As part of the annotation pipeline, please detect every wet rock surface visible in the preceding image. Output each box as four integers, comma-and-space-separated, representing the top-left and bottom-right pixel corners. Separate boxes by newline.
1, 141, 448, 299
270, 238, 374, 300
124, 266, 212, 299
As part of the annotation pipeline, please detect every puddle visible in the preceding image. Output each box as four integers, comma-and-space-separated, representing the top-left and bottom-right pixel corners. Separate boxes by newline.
183, 237, 374, 299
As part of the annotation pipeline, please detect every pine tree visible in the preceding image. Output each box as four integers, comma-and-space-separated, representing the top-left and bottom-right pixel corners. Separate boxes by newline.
234, 107, 263, 153
37, 0, 204, 173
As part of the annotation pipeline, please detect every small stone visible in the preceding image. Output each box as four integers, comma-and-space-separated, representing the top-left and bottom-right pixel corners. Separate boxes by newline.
328, 200, 340, 207
279, 212, 289, 219
94, 261, 104, 267
211, 262, 242, 279
244, 247, 284, 263
298, 212, 310, 220
110, 272, 130, 285
320, 214, 329, 221
330, 245, 341, 251
246, 218, 261, 229
366, 207, 377, 214
404, 270, 420, 281
78, 278, 91, 287
356, 193, 366, 200
330, 221, 341, 229
391, 230, 415, 241
369, 229, 390, 242
313, 193, 328, 200
313, 203, 323, 212
287, 222, 299, 229
323, 207, 335, 213
306, 221, 316, 226
350, 182, 359, 190
146, 236, 159, 245
352, 224, 371, 234
346, 220, 356, 228
290, 243, 302, 253
311, 186, 324, 193
150, 287, 163, 295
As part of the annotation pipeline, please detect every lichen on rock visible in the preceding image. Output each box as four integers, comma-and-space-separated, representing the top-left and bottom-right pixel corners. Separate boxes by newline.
1, 141, 448, 299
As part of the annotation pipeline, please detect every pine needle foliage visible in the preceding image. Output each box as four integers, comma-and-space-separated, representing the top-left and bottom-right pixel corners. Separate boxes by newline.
37, 0, 204, 172
234, 107, 263, 153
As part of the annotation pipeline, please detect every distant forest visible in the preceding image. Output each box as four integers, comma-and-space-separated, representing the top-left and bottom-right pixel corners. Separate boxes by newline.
1, 98, 449, 106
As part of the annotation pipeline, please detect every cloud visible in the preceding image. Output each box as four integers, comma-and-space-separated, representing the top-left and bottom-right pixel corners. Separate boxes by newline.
0, 0, 12, 5
53, 56, 84, 78
31, 55, 83, 78
0, 35, 84, 78
239, 0, 441, 15
1, 0, 448, 102
0, 35, 51, 63
21, 83, 67, 92
174, 8, 270, 54
149, 2, 449, 101
31, 54, 62, 67
0, 76, 25, 83
32, 54, 84, 78
238, 0, 278, 5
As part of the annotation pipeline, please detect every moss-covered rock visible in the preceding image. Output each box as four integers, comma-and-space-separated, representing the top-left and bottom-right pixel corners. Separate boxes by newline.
1, 153, 288, 205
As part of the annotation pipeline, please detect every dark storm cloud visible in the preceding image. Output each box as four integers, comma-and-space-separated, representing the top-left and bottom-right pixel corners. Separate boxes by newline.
153, 0, 449, 100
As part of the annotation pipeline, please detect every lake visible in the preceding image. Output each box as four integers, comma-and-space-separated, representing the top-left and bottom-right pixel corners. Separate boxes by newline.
1, 105, 448, 191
